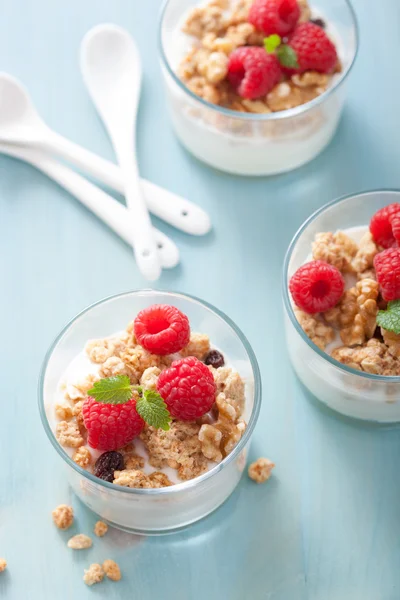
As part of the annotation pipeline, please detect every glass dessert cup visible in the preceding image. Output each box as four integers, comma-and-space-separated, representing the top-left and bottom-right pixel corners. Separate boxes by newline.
39, 290, 261, 535
159, 0, 358, 176
283, 190, 400, 424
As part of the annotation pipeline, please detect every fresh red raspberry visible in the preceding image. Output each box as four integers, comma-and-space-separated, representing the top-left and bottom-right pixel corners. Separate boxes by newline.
82, 396, 144, 451
288, 22, 338, 73
289, 260, 345, 314
227, 46, 282, 99
157, 357, 216, 421
374, 248, 400, 301
248, 0, 300, 36
369, 203, 400, 248
134, 304, 190, 356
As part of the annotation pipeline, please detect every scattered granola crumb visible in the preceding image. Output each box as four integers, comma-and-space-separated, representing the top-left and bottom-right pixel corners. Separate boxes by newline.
248, 458, 275, 483
181, 332, 211, 360
0, 559, 7, 573
103, 559, 122, 582
73, 446, 92, 469
295, 310, 335, 350
67, 534, 93, 550
94, 521, 108, 537
83, 563, 104, 586
56, 420, 84, 448
52, 504, 74, 530
55, 404, 73, 421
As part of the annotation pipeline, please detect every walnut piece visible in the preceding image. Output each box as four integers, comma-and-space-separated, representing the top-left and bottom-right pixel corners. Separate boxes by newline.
382, 329, 400, 359
267, 81, 326, 112
140, 366, 161, 391
332, 338, 400, 375
56, 421, 84, 448
55, 404, 73, 421
52, 504, 74, 530
210, 366, 245, 416
73, 446, 92, 468
295, 310, 335, 350
181, 332, 211, 360
0, 559, 7, 573
199, 424, 223, 462
103, 559, 122, 582
325, 279, 379, 346
292, 71, 329, 88
94, 521, 108, 537
352, 231, 379, 275
312, 231, 359, 273
83, 564, 104, 586
67, 534, 93, 550
248, 457, 275, 483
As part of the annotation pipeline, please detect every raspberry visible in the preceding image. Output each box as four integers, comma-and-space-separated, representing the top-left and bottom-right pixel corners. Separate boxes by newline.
370, 203, 400, 248
82, 396, 144, 451
227, 47, 282, 100
157, 356, 216, 421
248, 0, 300, 36
288, 22, 338, 73
134, 304, 190, 356
374, 249, 400, 301
289, 260, 345, 314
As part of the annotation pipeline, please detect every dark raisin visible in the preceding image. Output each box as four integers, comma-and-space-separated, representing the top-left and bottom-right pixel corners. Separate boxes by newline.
204, 350, 225, 369
94, 451, 124, 482
373, 327, 384, 342
310, 17, 326, 28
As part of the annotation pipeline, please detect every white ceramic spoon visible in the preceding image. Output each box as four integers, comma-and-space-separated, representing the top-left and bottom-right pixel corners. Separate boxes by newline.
0, 72, 211, 236
0, 143, 179, 268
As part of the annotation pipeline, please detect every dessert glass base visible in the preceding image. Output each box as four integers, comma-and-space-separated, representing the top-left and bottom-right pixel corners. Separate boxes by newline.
39, 290, 261, 534
283, 190, 400, 423
159, 0, 358, 176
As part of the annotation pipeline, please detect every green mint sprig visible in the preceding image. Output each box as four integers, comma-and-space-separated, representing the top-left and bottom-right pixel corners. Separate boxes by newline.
88, 376, 171, 430
264, 34, 299, 70
376, 300, 400, 335
136, 387, 171, 431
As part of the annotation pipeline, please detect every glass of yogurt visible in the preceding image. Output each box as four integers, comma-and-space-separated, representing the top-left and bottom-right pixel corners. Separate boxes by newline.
159, 0, 358, 176
39, 290, 261, 534
283, 190, 400, 423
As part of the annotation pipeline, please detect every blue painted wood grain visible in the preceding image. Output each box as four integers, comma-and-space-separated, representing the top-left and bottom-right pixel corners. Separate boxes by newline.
0, 0, 399, 598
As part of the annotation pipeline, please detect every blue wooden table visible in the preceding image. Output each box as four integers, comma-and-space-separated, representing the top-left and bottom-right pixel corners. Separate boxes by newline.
1, 0, 399, 598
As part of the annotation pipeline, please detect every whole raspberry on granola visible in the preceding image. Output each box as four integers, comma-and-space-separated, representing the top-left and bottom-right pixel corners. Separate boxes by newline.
157, 356, 216, 420
288, 22, 337, 73
82, 396, 144, 451
374, 248, 400, 301
248, 0, 300, 36
289, 260, 345, 314
227, 46, 282, 99
370, 203, 400, 248
134, 304, 190, 356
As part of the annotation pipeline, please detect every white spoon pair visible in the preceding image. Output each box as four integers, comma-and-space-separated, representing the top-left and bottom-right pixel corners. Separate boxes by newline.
0, 25, 211, 278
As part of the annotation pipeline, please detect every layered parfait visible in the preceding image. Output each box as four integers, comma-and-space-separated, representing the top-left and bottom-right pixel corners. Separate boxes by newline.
289, 203, 400, 376
53, 304, 248, 488
160, 0, 356, 174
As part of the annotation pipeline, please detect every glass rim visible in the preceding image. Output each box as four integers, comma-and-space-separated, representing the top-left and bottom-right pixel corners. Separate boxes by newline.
283, 188, 400, 383
158, 0, 359, 122
38, 289, 262, 496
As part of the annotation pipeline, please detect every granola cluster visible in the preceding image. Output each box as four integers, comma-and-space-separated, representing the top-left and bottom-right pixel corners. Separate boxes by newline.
296, 228, 400, 375
179, 0, 339, 114
55, 323, 247, 486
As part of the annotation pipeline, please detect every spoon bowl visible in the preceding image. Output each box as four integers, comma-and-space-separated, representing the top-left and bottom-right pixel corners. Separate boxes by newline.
0, 73, 47, 143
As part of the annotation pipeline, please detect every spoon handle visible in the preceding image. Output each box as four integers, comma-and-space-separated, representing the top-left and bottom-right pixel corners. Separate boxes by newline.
44, 130, 210, 236
5, 145, 179, 268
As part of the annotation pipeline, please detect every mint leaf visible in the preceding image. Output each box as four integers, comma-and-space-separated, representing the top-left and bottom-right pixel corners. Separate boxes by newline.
264, 34, 281, 54
136, 389, 171, 431
376, 299, 400, 335
276, 45, 299, 69
88, 375, 133, 404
